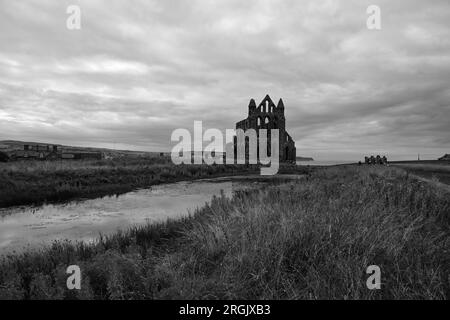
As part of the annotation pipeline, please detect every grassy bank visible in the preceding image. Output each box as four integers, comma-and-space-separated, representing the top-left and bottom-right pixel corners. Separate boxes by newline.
0, 158, 308, 208
391, 161, 450, 186
0, 165, 448, 299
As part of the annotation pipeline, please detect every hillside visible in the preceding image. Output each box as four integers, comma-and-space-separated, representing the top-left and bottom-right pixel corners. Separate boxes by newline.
0, 140, 167, 158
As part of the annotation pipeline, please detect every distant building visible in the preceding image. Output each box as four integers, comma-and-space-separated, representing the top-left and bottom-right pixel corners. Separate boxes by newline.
13, 144, 58, 160
9, 144, 102, 161
235, 95, 296, 162
364, 155, 388, 165
438, 154, 450, 161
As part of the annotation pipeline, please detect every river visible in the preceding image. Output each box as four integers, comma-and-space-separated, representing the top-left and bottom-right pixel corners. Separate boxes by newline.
0, 174, 301, 255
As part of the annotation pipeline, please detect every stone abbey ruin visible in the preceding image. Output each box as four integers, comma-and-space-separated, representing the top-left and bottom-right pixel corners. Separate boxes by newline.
235, 94, 296, 163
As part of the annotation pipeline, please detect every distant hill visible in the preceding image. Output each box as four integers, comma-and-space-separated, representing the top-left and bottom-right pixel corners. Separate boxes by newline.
296, 156, 314, 161
0, 140, 168, 159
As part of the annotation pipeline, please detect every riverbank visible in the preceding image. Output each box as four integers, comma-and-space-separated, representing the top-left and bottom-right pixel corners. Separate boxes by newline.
0, 159, 310, 208
0, 174, 303, 254
0, 165, 448, 299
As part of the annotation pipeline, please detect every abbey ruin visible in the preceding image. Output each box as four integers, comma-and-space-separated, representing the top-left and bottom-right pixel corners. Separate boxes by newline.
235, 95, 296, 162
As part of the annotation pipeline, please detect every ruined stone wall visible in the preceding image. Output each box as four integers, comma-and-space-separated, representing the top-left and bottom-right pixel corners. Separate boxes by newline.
235, 95, 296, 162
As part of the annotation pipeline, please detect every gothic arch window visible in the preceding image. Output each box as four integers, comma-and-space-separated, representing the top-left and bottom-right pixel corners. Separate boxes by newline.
265, 116, 270, 124
257, 117, 261, 126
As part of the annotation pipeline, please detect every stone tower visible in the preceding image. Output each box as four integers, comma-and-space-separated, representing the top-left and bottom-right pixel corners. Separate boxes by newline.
235, 95, 296, 162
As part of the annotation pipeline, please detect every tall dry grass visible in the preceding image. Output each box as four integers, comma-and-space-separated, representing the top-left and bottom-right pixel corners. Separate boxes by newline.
0, 165, 448, 299
0, 159, 251, 208
0, 159, 308, 208
392, 162, 450, 186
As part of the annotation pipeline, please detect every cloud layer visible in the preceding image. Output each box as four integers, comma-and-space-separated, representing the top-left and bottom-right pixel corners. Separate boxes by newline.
1, 0, 449, 160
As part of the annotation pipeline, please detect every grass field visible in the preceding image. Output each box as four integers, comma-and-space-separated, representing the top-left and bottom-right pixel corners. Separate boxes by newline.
0, 165, 448, 299
0, 158, 309, 208
391, 161, 450, 186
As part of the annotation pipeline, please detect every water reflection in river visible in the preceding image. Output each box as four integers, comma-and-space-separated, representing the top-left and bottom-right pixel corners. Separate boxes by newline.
0, 175, 300, 254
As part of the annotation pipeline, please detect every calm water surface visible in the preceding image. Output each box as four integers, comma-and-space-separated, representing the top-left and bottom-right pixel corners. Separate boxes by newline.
0, 175, 300, 254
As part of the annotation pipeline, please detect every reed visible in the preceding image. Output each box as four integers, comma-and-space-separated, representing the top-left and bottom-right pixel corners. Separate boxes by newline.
0, 165, 448, 299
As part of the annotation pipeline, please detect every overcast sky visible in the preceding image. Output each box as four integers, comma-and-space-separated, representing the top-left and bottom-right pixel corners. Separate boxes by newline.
0, 0, 449, 160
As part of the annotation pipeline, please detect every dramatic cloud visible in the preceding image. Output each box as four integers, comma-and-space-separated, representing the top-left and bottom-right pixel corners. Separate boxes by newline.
0, 0, 449, 160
